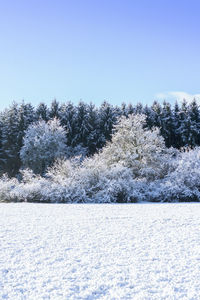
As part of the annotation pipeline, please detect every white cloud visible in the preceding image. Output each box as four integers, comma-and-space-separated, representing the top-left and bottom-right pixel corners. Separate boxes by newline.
155, 91, 200, 104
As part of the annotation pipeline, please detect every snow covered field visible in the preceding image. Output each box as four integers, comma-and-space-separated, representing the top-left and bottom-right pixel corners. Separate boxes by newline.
1, 203, 200, 299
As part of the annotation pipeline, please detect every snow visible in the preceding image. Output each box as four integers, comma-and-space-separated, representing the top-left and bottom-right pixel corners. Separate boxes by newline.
1, 203, 200, 299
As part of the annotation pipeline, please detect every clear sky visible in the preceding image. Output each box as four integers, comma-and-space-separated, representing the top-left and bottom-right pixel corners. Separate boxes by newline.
0, 0, 200, 111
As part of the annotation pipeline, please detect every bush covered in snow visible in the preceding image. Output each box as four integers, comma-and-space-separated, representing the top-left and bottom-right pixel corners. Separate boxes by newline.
160, 148, 200, 202
0, 174, 18, 202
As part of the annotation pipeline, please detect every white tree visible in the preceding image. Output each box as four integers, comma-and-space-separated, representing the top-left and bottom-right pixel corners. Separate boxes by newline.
160, 147, 200, 202
20, 118, 67, 174
99, 114, 175, 180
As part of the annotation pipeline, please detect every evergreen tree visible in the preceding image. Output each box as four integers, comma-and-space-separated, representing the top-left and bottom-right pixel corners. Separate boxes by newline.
36, 102, 49, 121
74, 101, 90, 149
86, 103, 100, 155
126, 103, 135, 115
59, 102, 77, 148
98, 101, 118, 148
143, 105, 156, 129
17, 102, 36, 149
187, 99, 200, 147
49, 99, 60, 119
151, 101, 162, 128
1, 103, 21, 176
120, 102, 128, 117
172, 101, 182, 148
135, 102, 144, 114
0, 118, 4, 175
178, 99, 190, 147
160, 101, 175, 148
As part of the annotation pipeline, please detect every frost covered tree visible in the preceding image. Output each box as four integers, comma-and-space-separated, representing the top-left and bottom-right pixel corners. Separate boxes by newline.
160, 101, 175, 148
49, 99, 60, 119
86, 103, 100, 155
36, 102, 49, 121
156, 147, 200, 202
98, 101, 118, 148
0, 102, 35, 176
17, 102, 35, 151
151, 101, 162, 128
187, 99, 200, 147
20, 118, 67, 174
59, 102, 77, 148
0, 103, 21, 176
99, 114, 175, 181
74, 101, 90, 148
0, 119, 4, 175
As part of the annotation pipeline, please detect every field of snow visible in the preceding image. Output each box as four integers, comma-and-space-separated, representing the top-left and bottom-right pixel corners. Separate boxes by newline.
1, 203, 200, 299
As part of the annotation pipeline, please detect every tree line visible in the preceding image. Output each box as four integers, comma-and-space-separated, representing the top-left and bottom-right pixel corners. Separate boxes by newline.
1, 98, 200, 176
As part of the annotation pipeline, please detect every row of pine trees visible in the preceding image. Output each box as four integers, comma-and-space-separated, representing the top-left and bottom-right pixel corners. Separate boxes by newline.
1, 99, 200, 176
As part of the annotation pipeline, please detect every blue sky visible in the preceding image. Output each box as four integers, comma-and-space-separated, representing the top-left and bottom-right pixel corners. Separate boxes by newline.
0, 0, 200, 111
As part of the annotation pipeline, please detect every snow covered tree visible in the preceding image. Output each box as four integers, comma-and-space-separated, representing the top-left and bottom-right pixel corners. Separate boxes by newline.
59, 102, 77, 148
0, 103, 21, 176
17, 102, 35, 149
0, 118, 4, 175
151, 101, 162, 128
20, 118, 68, 174
49, 99, 60, 119
160, 101, 176, 148
36, 102, 49, 121
99, 114, 175, 181
126, 103, 135, 115
172, 101, 182, 148
98, 101, 118, 149
73, 101, 90, 148
143, 105, 156, 129
178, 99, 190, 148
135, 102, 144, 114
120, 102, 129, 117
86, 103, 100, 155
187, 99, 200, 147
159, 147, 200, 202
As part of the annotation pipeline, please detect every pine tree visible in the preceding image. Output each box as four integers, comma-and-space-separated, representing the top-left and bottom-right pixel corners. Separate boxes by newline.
36, 102, 49, 121
98, 101, 118, 148
1, 103, 21, 176
151, 101, 162, 128
160, 101, 175, 148
73, 101, 90, 149
17, 102, 36, 149
135, 102, 144, 114
143, 105, 156, 129
0, 118, 4, 175
49, 99, 60, 119
86, 103, 100, 155
126, 103, 135, 115
59, 102, 77, 148
121, 102, 128, 117
173, 101, 182, 148
187, 99, 200, 147
178, 99, 190, 147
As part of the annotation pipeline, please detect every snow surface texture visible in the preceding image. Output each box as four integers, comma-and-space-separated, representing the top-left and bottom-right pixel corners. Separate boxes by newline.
1, 203, 200, 300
